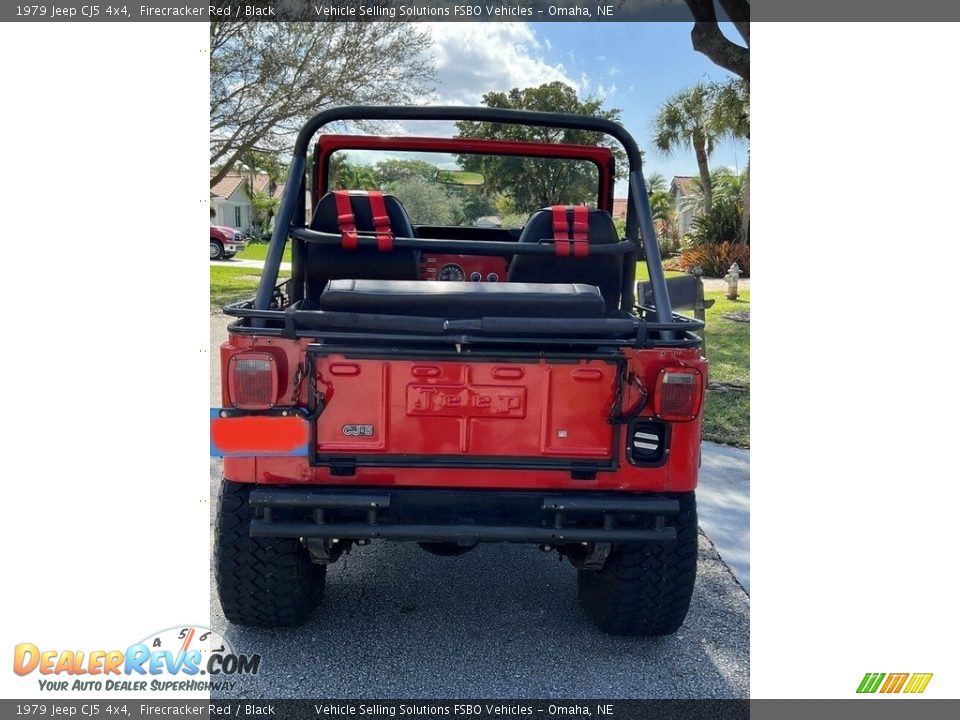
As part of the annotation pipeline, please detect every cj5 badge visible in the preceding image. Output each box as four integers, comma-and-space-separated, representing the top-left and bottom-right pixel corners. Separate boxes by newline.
342, 424, 374, 436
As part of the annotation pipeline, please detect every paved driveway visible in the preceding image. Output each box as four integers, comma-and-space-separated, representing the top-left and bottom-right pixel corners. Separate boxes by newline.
209, 313, 749, 699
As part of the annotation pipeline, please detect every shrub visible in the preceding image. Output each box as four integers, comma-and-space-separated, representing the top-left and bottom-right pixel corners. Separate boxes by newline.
675, 242, 749, 277
614, 217, 678, 259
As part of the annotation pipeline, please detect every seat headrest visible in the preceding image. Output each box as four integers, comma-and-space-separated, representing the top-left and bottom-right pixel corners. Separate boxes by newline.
311, 190, 415, 240
519, 206, 619, 248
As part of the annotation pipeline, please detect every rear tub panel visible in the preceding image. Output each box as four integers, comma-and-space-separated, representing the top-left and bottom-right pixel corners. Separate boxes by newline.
315, 357, 616, 459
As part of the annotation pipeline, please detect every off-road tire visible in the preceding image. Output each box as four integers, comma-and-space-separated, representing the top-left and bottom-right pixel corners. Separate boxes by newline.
577, 492, 697, 636
215, 479, 325, 627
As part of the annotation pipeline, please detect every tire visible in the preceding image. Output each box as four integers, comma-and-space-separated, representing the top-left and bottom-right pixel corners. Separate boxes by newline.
577, 492, 697, 636
210, 240, 224, 260
214, 479, 325, 627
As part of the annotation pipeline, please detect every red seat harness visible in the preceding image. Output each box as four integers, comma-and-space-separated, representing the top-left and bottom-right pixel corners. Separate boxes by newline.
551, 205, 590, 257
332, 190, 394, 252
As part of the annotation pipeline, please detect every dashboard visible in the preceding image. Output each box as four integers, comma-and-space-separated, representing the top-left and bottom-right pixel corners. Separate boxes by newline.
420, 254, 510, 283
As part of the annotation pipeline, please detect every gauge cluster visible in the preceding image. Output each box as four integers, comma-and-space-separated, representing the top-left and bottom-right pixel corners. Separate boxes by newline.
421, 255, 509, 283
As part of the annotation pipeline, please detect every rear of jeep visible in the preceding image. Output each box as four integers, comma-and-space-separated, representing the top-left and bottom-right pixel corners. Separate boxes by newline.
211, 107, 706, 636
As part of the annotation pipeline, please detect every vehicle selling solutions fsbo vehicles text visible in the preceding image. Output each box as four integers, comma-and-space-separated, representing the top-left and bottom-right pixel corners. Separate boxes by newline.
310, 5, 613, 18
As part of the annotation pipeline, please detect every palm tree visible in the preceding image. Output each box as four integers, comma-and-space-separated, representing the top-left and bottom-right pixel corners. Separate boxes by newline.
711, 79, 750, 244
654, 79, 749, 218
645, 172, 668, 195
654, 83, 717, 214
330, 162, 378, 190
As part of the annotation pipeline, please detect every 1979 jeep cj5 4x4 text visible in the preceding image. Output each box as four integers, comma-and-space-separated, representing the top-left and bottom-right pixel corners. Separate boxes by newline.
211, 106, 706, 636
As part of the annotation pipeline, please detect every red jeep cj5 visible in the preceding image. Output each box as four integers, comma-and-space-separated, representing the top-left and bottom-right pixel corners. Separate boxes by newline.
211, 106, 707, 636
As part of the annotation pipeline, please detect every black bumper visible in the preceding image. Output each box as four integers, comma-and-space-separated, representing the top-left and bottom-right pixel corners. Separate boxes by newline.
248, 486, 680, 544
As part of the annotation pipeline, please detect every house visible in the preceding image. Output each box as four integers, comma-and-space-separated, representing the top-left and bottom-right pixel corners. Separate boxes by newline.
670, 176, 696, 236
612, 198, 628, 220
211, 172, 311, 235
211, 173, 271, 234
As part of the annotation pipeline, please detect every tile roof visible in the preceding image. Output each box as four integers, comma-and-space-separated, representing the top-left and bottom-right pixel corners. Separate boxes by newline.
671, 176, 695, 195
210, 174, 244, 199
211, 172, 273, 199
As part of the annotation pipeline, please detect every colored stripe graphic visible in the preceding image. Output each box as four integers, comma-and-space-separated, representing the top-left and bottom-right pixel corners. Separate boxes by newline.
903, 673, 933, 694
857, 672, 932, 694
856, 673, 885, 693
880, 673, 909, 693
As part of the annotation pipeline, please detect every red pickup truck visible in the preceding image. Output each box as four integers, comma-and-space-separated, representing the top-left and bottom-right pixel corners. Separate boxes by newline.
210, 223, 246, 260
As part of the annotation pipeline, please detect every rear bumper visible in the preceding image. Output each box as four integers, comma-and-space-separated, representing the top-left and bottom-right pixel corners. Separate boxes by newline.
247, 486, 681, 544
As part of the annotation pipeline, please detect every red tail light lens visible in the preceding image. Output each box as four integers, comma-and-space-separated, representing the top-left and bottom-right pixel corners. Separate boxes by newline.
654, 368, 703, 422
228, 353, 278, 409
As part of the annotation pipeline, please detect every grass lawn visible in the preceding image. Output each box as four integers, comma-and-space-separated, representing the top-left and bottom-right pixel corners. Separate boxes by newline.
236, 241, 292, 263
210, 265, 290, 310
699, 290, 750, 447
635, 262, 686, 282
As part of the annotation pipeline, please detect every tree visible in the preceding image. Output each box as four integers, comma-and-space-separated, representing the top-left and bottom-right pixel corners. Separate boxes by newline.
712, 78, 750, 244
654, 79, 747, 216
329, 162, 378, 191
681, 0, 750, 81
681, 168, 746, 245
646, 172, 668, 195
383, 177, 464, 227
455, 82, 625, 211
210, 21, 435, 187
248, 187, 280, 239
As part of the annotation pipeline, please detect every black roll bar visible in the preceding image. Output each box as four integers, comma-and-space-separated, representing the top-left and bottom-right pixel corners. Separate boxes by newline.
254, 106, 675, 327
290, 227, 635, 257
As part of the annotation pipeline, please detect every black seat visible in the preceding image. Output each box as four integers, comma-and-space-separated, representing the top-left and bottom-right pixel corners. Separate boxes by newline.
305, 191, 419, 302
507, 206, 623, 312
319, 279, 606, 319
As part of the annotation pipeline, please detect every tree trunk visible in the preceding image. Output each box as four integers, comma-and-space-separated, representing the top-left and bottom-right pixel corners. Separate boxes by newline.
694, 136, 712, 216
741, 151, 750, 245
682, 0, 750, 81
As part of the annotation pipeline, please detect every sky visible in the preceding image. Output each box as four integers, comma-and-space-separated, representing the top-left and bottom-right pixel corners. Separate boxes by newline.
418, 22, 748, 197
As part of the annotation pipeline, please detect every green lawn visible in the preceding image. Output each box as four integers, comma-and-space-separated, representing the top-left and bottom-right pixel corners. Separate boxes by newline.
699, 290, 750, 447
236, 241, 292, 263
210, 265, 290, 309
635, 262, 686, 282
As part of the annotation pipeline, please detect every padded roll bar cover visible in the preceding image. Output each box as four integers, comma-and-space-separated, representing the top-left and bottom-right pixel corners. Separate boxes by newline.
306, 191, 419, 300
507, 207, 624, 312
319, 279, 607, 319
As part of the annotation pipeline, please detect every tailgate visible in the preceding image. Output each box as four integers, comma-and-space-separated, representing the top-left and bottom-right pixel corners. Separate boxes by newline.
313, 354, 619, 464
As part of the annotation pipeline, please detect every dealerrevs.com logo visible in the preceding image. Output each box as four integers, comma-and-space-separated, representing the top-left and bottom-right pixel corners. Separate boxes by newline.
13, 626, 260, 693
857, 672, 933, 694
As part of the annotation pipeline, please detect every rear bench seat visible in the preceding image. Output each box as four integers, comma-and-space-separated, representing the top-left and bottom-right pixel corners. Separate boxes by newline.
319, 279, 606, 319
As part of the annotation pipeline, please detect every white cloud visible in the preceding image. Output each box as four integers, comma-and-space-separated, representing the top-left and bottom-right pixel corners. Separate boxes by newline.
424, 23, 579, 105
595, 83, 618, 100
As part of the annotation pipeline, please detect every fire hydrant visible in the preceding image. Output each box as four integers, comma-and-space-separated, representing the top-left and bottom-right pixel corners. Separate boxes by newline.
724, 262, 741, 300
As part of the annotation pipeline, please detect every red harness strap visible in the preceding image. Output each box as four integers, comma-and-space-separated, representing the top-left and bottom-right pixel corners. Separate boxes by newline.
366, 190, 394, 252
552, 205, 590, 257
332, 190, 358, 250
332, 191, 394, 251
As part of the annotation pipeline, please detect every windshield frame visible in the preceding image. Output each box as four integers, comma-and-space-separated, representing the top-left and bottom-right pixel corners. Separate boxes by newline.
313, 134, 615, 219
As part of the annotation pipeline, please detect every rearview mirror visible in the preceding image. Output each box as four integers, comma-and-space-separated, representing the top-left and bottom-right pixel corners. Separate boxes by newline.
435, 170, 485, 187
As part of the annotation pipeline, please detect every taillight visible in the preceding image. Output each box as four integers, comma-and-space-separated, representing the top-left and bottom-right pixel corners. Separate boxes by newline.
228, 353, 278, 410
653, 368, 703, 422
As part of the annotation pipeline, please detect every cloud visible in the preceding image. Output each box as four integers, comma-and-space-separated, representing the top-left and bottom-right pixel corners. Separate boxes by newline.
424, 23, 579, 105
595, 83, 618, 100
